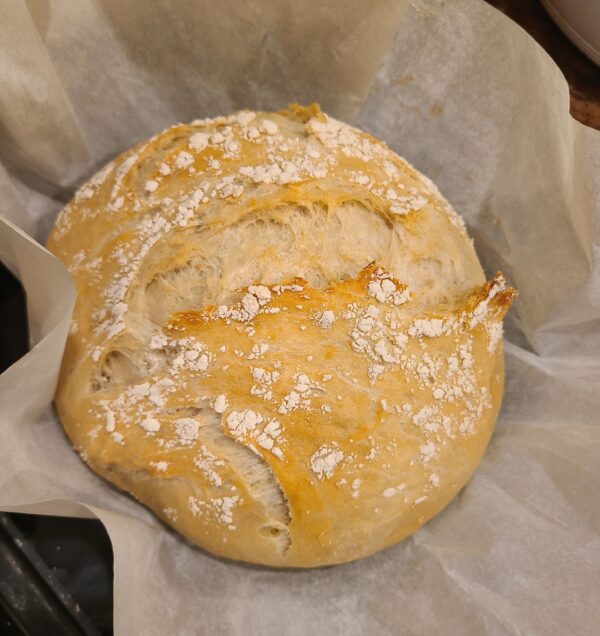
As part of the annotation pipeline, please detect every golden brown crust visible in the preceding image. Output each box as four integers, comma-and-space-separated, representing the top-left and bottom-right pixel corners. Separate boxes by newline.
48, 105, 515, 567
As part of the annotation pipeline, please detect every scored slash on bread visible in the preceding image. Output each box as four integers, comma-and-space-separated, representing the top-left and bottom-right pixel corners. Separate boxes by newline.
48, 105, 515, 567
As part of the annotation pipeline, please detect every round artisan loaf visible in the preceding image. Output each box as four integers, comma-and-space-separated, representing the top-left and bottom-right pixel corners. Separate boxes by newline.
48, 104, 515, 567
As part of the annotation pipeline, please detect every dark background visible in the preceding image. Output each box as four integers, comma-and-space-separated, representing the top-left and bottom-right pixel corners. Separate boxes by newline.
486, 0, 600, 130
0, 262, 114, 635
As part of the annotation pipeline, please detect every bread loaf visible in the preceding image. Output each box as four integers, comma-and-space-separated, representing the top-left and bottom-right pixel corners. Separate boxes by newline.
48, 104, 515, 567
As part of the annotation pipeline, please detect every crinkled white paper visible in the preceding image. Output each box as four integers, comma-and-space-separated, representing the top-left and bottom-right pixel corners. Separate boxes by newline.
1, 1, 599, 634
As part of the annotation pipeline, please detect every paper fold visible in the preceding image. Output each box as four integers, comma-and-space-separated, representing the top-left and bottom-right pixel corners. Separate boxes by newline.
1, 0, 598, 633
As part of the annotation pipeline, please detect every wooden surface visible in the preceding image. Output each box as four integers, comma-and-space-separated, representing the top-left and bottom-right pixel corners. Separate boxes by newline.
485, 0, 600, 130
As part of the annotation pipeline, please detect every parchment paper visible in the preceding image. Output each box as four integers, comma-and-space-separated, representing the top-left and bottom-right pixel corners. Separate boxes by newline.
1, 1, 599, 634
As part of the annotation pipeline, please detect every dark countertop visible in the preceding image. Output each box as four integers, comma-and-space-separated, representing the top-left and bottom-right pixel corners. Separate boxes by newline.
485, 0, 600, 130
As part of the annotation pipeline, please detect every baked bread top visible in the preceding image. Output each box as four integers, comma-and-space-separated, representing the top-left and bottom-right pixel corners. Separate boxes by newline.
48, 104, 515, 567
